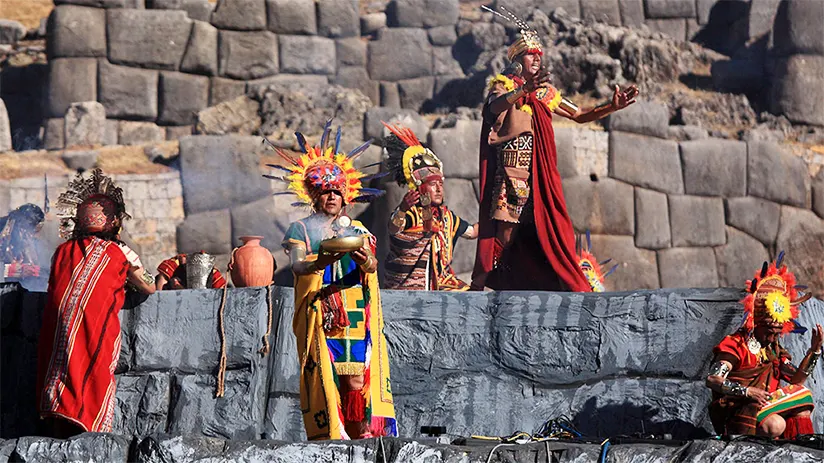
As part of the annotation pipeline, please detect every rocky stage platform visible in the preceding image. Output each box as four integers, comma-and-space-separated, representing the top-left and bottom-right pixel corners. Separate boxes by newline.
2, 283, 824, 461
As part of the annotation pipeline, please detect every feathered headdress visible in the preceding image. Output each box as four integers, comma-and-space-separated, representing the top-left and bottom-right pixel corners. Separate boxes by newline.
382, 122, 443, 190
482, 5, 544, 62
56, 168, 130, 239
575, 230, 618, 293
741, 251, 812, 334
264, 120, 386, 209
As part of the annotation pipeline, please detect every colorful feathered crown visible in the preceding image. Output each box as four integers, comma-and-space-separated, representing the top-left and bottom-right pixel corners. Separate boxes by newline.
741, 251, 812, 334
56, 168, 129, 239
482, 5, 544, 62
382, 122, 443, 190
575, 230, 617, 293
264, 120, 386, 209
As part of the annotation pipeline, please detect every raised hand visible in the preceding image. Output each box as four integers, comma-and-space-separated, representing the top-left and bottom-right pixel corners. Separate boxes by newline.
400, 189, 421, 211
811, 324, 824, 353
612, 84, 639, 110
525, 68, 552, 92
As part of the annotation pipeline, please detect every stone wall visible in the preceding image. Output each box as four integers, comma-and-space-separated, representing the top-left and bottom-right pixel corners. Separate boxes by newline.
3, 283, 824, 444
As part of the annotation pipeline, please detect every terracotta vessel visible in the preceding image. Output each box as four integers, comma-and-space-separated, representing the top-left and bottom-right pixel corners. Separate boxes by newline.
229, 236, 275, 287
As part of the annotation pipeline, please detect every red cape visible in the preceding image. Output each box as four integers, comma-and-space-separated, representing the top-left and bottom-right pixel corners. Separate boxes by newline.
471, 90, 591, 292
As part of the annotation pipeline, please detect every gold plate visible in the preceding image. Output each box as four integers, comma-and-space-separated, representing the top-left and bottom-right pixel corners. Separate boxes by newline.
320, 235, 363, 253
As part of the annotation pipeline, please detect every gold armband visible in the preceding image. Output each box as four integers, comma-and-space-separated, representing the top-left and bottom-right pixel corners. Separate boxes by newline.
390, 209, 406, 229
558, 98, 579, 114
505, 88, 525, 105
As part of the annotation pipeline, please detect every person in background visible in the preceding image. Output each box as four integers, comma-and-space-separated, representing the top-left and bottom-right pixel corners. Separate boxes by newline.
155, 252, 226, 290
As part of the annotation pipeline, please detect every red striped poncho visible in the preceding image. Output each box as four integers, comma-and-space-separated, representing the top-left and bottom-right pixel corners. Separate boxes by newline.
36, 236, 134, 432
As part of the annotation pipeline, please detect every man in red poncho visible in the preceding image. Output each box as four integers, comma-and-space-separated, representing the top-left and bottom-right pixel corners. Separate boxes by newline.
471, 16, 638, 291
37, 169, 155, 438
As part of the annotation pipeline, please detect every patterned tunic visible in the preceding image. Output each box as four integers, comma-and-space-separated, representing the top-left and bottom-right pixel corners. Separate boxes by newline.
36, 237, 138, 432
384, 205, 471, 291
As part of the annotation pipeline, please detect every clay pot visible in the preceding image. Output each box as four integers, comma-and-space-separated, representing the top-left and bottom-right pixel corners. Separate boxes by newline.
229, 236, 275, 287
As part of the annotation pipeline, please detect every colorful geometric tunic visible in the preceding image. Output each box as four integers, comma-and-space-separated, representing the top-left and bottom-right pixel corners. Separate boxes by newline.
384, 205, 471, 291
709, 332, 814, 435
283, 214, 397, 440
36, 237, 137, 432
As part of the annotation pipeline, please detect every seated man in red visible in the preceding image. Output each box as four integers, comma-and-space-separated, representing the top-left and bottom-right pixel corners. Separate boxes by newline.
156, 252, 226, 290
707, 252, 821, 438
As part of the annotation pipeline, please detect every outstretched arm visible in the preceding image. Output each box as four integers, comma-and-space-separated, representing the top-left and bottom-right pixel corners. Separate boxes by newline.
706, 359, 771, 407
556, 85, 639, 123
791, 324, 824, 385
487, 69, 552, 115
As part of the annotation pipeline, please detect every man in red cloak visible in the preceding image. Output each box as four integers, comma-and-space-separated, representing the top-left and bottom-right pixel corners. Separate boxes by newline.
471, 18, 638, 291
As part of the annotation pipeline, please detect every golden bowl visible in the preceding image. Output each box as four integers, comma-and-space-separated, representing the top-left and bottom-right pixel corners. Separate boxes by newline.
320, 235, 363, 253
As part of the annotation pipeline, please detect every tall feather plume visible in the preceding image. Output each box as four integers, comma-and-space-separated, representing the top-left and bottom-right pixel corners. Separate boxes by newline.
262, 137, 298, 166
776, 250, 785, 268
383, 133, 412, 186
334, 126, 342, 155
760, 262, 769, 278
347, 140, 373, 160
295, 132, 308, 153
265, 164, 295, 175
604, 264, 619, 278
320, 119, 333, 153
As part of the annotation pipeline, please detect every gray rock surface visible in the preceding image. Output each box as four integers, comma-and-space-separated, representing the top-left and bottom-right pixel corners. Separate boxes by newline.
619, 0, 645, 27
331, 67, 380, 106
175, 208, 232, 254
0, 20, 26, 45
265, 0, 316, 35
644, 18, 686, 41
61, 150, 100, 171
589, 234, 660, 290
218, 31, 279, 80
776, 206, 824, 294
210, 0, 266, 31
158, 72, 210, 126
335, 37, 367, 68
230, 196, 282, 251
196, 95, 261, 135
397, 77, 435, 111
724, 196, 781, 246
814, 172, 824, 220
361, 13, 386, 36
316, 0, 359, 38
609, 132, 683, 194
209, 77, 247, 106
669, 195, 726, 247
43, 118, 66, 151
428, 26, 457, 46
564, 177, 635, 236
278, 36, 336, 75
48, 5, 107, 58
680, 139, 747, 197
118, 121, 165, 146
180, 21, 218, 76
580, 0, 621, 26
368, 28, 432, 82
364, 107, 429, 142
633, 187, 670, 249
714, 226, 770, 288
657, 247, 719, 288
178, 135, 271, 214
645, 0, 697, 18
606, 101, 669, 139
0, 100, 11, 153
47, 58, 98, 118
386, 0, 460, 28
427, 120, 481, 179
107, 10, 192, 70
13, 434, 131, 462
99, 60, 159, 120
64, 101, 106, 148
769, 55, 824, 127
772, 0, 824, 56
747, 141, 808, 208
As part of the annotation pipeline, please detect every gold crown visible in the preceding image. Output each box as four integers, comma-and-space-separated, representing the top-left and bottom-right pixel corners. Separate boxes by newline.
507, 29, 543, 61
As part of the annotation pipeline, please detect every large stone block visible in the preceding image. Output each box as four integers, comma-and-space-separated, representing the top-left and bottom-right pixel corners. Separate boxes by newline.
555, 127, 609, 179
606, 100, 669, 139
725, 196, 781, 246
64, 101, 106, 148
428, 26, 457, 46
563, 177, 635, 236
747, 0, 781, 39
48, 5, 107, 58
368, 28, 432, 82
317, 0, 359, 38
432, 47, 463, 77
361, 13, 386, 36
658, 247, 719, 288
47, 58, 97, 118
776, 206, 824, 296
279, 36, 336, 75
118, 121, 165, 145
715, 227, 770, 288
176, 208, 232, 254
645, 0, 697, 18
230, 196, 282, 251
772, 0, 824, 56
265, 0, 316, 35
55, 0, 144, 6
13, 435, 130, 463
113, 372, 170, 437
680, 139, 747, 197
0, 20, 26, 45
386, 0, 460, 28
364, 106, 429, 142
99, 60, 159, 119
158, 72, 210, 126
107, 9, 191, 70
43, 118, 66, 151
209, 77, 246, 106
619, 0, 645, 27
196, 95, 261, 135
218, 30, 279, 80
182, 0, 214, 21
747, 140, 808, 208
179, 135, 272, 214
769, 55, 824, 127
644, 18, 687, 40
814, 172, 824, 220
398, 77, 435, 111
330, 67, 379, 105
580, 0, 621, 26
427, 120, 481, 179
210, 0, 266, 30
609, 132, 684, 194
180, 20, 218, 76
336, 37, 366, 68
669, 195, 726, 247
634, 187, 671, 249
0, 100, 10, 153
444, 178, 479, 275
589, 234, 660, 290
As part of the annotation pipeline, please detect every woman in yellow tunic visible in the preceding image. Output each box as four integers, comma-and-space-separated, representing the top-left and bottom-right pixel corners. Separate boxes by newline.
271, 122, 396, 440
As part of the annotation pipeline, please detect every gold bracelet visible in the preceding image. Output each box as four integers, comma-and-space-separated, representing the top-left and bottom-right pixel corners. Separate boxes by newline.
390, 209, 406, 228
360, 256, 373, 271
505, 88, 525, 105
559, 98, 579, 114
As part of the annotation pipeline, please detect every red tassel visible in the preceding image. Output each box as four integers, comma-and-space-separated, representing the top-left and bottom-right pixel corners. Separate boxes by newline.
492, 238, 504, 267
341, 389, 366, 423
370, 417, 386, 437
783, 414, 814, 439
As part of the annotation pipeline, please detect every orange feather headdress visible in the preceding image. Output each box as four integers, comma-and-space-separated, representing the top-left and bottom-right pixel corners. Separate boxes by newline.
741, 251, 812, 334
575, 230, 618, 293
